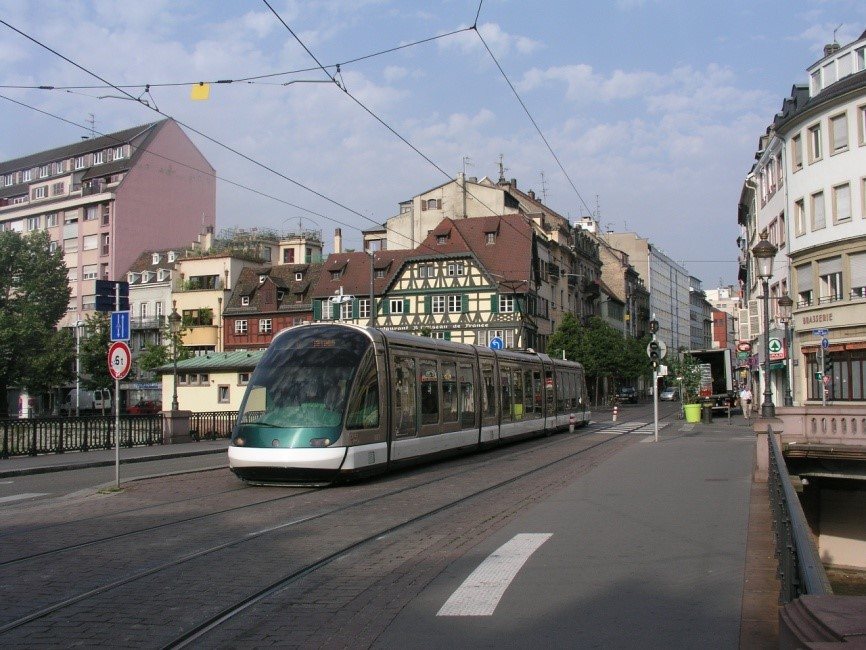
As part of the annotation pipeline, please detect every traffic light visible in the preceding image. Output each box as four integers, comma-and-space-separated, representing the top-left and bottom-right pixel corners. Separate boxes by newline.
823, 353, 832, 379
649, 319, 659, 334
649, 340, 661, 370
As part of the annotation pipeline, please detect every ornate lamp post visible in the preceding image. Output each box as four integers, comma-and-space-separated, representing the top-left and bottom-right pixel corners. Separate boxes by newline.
168, 305, 182, 411
752, 231, 778, 418
778, 293, 794, 406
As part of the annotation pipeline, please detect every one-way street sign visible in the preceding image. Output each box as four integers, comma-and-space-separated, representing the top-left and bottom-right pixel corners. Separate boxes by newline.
111, 311, 130, 341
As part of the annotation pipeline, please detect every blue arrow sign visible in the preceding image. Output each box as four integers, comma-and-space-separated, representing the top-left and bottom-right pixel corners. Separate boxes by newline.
489, 336, 504, 350
111, 311, 130, 342
821, 337, 829, 350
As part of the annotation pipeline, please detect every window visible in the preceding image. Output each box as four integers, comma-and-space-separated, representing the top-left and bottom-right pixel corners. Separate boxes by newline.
67, 267, 78, 282
167, 251, 176, 263
436, 235, 447, 245
432, 295, 446, 314
448, 294, 462, 313
152, 253, 160, 265
140, 302, 148, 318
818, 257, 842, 303
340, 301, 352, 320
294, 272, 303, 281
419, 360, 439, 425
26, 216, 41, 230
93, 151, 104, 164
49, 241, 58, 253
811, 191, 825, 230
31, 186, 47, 199
447, 262, 465, 276
46, 213, 58, 227
423, 198, 441, 210
499, 294, 515, 313
259, 319, 272, 333
808, 124, 822, 162
794, 199, 806, 235
241, 296, 250, 306
419, 264, 434, 278
858, 46, 866, 71
859, 104, 866, 145
282, 248, 295, 263
101, 234, 110, 254
833, 183, 851, 223
394, 356, 417, 437
276, 291, 284, 301
810, 69, 822, 94
82, 264, 98, 280
238, 372, 251, 386
850, 252, 866, 299
830, 113, 848, 153
217, 385, 230, 403
113, 146, 125, 160
235, 320, 248, 334
441, 362, 458, 423
51, 182, 64, 196
64, 238, 78, 253
359, 298, 371, 319
375, 269, 386, 279
84, 206, 98, 221
346, 352, 380, 430
39, 165, 49, 178
778, 213, 786, 248
53, 161, 65, 174
83, 235, 98, 251
23, 169, 32, 182
431, 331, 449, 339
823, 61, 836, 86
155, 302, 163, 318
389, 298, 404, 314
3, 173, 12, 186
330, 270, 342, 280
74, 156, 85, 170
486, 232, 496, 244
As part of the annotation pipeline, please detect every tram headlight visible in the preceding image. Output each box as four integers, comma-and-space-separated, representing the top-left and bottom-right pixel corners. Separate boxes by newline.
233, 436, 246, 447
309, 437, 331, 448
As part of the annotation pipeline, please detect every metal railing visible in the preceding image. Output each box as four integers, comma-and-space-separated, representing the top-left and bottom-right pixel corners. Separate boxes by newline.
767, 427, 833, 603
1, 415, 163, 459
188, 411, 237, 441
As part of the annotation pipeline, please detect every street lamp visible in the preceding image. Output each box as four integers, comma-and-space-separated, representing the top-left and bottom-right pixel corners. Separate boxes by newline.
74, 320, 84, 417
778, 293, 794, 406
752, 231, 778, 418
168, 305, 182, 412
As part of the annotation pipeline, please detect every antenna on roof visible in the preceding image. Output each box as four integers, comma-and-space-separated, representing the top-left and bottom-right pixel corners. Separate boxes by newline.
539, 170, 549, 203
87, 113, 96, 137
497, 154, 508, 183
833, 23, 843, 44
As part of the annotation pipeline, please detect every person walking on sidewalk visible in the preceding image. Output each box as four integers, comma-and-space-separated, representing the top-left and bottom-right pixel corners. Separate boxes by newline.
739, 386, 752, 419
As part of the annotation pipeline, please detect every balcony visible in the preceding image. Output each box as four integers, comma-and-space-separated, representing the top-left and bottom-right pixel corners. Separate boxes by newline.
181, 325, 218, 347
131, 316, 166, 330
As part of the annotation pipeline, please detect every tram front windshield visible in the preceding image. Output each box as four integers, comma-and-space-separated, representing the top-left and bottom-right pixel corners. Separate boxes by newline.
237, 327, 371, 431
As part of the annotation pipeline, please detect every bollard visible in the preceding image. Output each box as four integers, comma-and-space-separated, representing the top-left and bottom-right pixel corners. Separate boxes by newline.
612, 405, 618, 422
569, 414, 575, 433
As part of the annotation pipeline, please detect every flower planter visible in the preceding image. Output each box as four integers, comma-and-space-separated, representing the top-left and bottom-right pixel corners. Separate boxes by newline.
683, 403, 701, 423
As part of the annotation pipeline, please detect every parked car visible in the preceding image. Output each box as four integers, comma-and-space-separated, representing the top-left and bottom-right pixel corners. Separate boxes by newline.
616, 387, 638, 403
127, 399, 162, 414
60, 388, 112, 415
659, 387, 679, 401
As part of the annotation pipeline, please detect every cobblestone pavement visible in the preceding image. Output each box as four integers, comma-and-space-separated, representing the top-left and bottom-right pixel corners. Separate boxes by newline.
0, 425, 634, 648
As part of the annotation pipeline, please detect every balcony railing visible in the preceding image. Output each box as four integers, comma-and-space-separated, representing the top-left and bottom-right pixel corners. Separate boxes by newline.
131, 316, 166, 330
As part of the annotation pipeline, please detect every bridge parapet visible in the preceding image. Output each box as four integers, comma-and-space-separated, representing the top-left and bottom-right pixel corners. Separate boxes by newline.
773, 405, 866, 447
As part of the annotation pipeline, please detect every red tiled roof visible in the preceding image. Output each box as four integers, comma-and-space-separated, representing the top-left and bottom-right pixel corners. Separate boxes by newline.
312, 249, 415, 299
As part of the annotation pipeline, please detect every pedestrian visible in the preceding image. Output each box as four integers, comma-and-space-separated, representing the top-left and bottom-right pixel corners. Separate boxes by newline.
739, 386, 752, 419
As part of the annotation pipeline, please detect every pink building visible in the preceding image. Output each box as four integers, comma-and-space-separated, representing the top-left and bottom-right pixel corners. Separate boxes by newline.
0, 119, 215, 327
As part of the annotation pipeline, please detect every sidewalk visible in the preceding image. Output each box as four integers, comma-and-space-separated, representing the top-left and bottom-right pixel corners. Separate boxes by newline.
0, 439, 229, 478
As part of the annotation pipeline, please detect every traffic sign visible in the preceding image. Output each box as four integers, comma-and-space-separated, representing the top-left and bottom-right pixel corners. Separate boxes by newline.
821, 337, 830, 350
107, 341, 132, 380
489, 336, 504, 350
812, 328, 828, 337
111, 311, 130, 341
736, 341, 751, 352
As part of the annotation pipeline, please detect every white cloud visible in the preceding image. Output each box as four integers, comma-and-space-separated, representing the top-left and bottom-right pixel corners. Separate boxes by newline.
438, 22, 541, 57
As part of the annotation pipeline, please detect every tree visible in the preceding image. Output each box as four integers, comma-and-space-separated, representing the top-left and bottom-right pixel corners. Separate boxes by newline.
79, 313, 113, 391
0, 230, 71, 416
137, 323, 192, 375
667, 352, 703, 404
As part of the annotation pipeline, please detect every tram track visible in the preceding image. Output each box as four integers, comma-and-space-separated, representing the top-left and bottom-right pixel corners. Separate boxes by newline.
0, 422, 646, 639
0, 415, 673, 642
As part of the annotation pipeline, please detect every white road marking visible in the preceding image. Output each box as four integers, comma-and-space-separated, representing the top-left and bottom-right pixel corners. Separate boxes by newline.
437, 533, 552, 617
0, 493, 48, 504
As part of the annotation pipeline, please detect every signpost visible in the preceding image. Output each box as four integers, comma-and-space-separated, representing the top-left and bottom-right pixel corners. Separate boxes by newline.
648, 317, 660, 442
107, 340, 131, 489
110, 310, 130, 342
489, 336, 504, 350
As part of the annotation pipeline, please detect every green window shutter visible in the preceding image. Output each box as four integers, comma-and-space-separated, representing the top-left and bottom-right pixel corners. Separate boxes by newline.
404, 299, 410, 314
444, 331, 451, 341
331, 303, 339, 320
461, 294, 469, 312
425, 295, 432, 314
491, 293, 499, 313
516, 296, 525, 313
352, 299, 359, 319
312, 300, 322, 320
382, 299, 390, 316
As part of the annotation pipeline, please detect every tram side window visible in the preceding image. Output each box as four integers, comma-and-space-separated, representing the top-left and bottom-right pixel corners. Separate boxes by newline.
532, 370, 543, 417
565, 373, 575, 409
346, 353, 379, 430
512, 369, 525, 419
500, 369, 512, 422
420, 360, 440, 425
523, 370, 536, 419
458, 363, 476, 427
482, 365, 496, 420
555, 371, 566, 412
442, 361, 458, 423
545, 370, 556, 414
394, 357, 417, 438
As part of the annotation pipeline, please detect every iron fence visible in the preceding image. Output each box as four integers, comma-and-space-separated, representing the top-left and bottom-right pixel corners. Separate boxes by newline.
767, 426, 833, 603
188, 411, 237, 441
1, 415, 163, 459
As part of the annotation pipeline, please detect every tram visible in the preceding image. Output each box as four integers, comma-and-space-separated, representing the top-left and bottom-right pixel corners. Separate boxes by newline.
228, 323, 590, 485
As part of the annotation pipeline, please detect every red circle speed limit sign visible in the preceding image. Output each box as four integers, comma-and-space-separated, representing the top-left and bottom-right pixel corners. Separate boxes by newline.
108, 341, 132, 380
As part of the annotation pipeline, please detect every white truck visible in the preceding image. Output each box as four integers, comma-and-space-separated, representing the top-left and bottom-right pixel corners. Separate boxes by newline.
61, 388, 112, 415
689, 348, 735, 411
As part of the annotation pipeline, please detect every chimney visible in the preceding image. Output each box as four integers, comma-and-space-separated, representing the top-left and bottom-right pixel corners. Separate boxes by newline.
334, 228, 343, 254
510, 178, 517, 188
823, 43, 841, 56
528, 190, 535, 200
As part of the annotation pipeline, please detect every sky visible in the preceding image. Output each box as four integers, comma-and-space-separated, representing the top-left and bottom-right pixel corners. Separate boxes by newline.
2, 0, 866, 289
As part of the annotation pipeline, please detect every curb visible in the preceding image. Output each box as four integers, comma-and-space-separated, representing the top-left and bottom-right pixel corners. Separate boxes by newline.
0, 447, 227, 479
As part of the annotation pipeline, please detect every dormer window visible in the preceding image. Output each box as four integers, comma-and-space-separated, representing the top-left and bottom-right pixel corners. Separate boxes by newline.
436, 235, 447, 245
295, 272, 303, 281
113, 146, 125, 160
152, 253, 161, 264
93, 151, 104, 165
375, 269, 386, 279
330, 270, 342, 280
157, 269, 169, 282
277, 291, 285, 301
486, 232, 496, 244
258, 275, 267, 284
127, 272, 138, 284
141, 271, 150, 283
168, 251, 176, 263
241, 296, 250, 306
